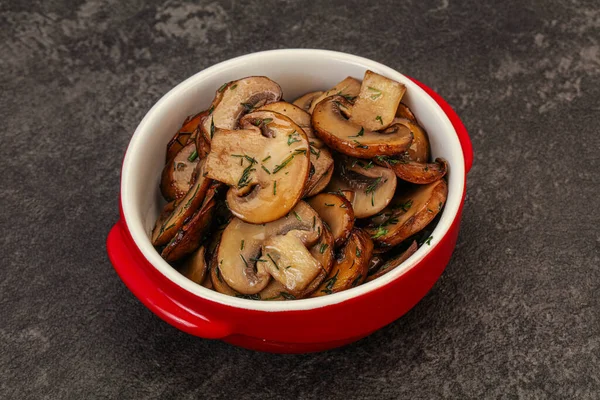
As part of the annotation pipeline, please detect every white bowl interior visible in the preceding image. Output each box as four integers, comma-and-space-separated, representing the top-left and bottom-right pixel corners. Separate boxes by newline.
121, 49, 465, 311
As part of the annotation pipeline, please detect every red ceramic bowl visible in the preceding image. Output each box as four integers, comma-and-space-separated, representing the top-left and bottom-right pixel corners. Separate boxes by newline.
106, 49, 473, 353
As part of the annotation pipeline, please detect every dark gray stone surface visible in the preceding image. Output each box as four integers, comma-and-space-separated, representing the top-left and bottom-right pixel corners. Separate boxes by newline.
1, 0, 599, 398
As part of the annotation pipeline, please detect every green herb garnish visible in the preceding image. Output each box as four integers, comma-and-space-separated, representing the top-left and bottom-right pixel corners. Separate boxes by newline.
425, 236, 433, 245
230, 83, 238, 90
240, 102, 254, 112
353, 140, 368, 149
371, 226, 388, 239
273, 180, 277, 195
262, 155, 271, 162
349, 127, 364, 138
293, 211, 302, 221
240, 240, 245, 250
367, 86, 382, 100
217, 83, 228, 92
272, 154, 295, 174
375, 115, 383, 125
261, 165, 271, 174
319, 243, 329, 254
267, 253, 279, 270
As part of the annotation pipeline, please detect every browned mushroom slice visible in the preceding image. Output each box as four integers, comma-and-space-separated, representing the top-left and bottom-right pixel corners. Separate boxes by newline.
375, 157, 448, 184
256, 101, 319, 144
205, 110, 310, 224
396, 103, 417, 124
293, 91, 324, 111
366, 240, 418, 282
366, 179, 448, 248
215, 201, 326, 295
259, 224, 334, 299
210, 248, 240, 297
311, 228, 373, 296
326, 157, 396, 218
165, 110, 207, 162
154, 200, 177, 233
308, 77, 362, 114
312, 96, 413, 159
160, 182, 222, 262
392, 117, 430, 163
179, 246, 208, 285
152, 160, 212, 246
200, 76, 282, 142
255, 101, 333, 196
349, 70, 406, 131
160, 143, 199, 201
304, 162, 333, 198
306, 192, 354, 248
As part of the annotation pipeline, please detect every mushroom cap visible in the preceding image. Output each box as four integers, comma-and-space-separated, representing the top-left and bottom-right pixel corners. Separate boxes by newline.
393, 117, 430, 163
326, 156, 397, 219
200, 76, 282, 141
376, 157, 448, 185
180, 246, 208, 285
311, 228, 373, 297
366, 179, 448, 248
292, 91, 324, 111
304, 164, 334, 198
165, 109, 208, 161
216, 201, 326, 295
160, 142, 199, 201
152, 160, 212, 246
308, 77, 362, 114
256, 101, 333, 196
312, 96, 413, 159
306, 192, 354, 248
204, 110, 311, 224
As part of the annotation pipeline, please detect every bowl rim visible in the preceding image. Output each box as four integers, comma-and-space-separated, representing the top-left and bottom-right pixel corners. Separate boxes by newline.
120, 48, 465, 312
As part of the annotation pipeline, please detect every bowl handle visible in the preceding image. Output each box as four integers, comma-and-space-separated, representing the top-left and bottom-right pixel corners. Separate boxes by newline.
106, 221, 233, 339
408, 77, 473, 174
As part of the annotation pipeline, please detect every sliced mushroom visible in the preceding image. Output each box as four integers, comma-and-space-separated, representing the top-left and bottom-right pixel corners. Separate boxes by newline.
152, 160, 212, 246
366, 179, 448, 248
256, 101, 333, 196
312, 96, 413, 158
396, 103, 417, 124
366, 240, 418, 282
179, 246, 208, 285
311, 228, 373, 297
308, 77, 362, 114
326, 156, 396, 218
393, 117, 430, 163
215, 201, 327, 294
200, 76, 282, 142
154, 200, 176, 233
304, 164, 334, 197
375, 156, 448, 184
293, 91, 324, 111
160, 182, 221, 262
165, 110, 207, 162
160, 142, 199, 201
349, 70, 406, 131
205, 110, 310, 224
306, 192, 354, 247
257, 101, 320, 145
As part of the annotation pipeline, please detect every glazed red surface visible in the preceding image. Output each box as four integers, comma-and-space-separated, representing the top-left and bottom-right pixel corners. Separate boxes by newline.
106, 78, 472, 353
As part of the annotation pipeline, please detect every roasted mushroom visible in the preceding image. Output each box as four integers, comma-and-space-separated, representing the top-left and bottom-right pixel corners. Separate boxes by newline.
200, 76, 282, 141
165, 110, 207, 162
306, 192, 354, 247
292, 91, 324, 111
312, 96, 413, 159
375, 156, 448, 185
214, 201, 330, 295
311, 228, 373, 296
366, 240, 418, 282
256, 101, 334, 196
308, 77, 362, 114
160, 182, 222, 262
326, 157, 397, 218
349, 70, 406, 131
395, 103, 417, 123
204, 110, 310, 224
152, 160, 212, 246
180, 246, 208, 285
366, 179, 448, 248
393, 117, 431, 163
304, 165, 334, 197
160, 143, 199, 201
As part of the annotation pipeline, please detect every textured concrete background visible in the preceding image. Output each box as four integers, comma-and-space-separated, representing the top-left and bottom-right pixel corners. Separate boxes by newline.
1, 0, 599, 398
